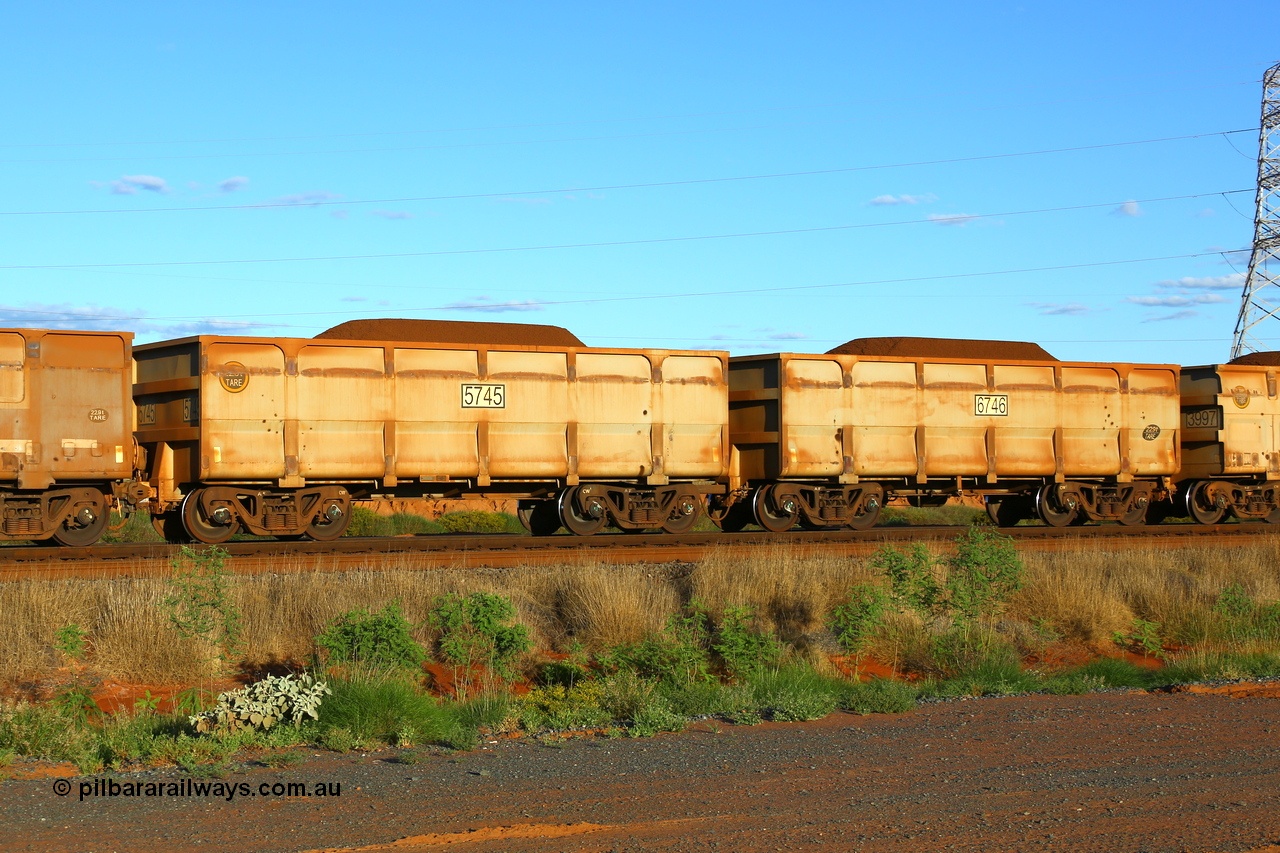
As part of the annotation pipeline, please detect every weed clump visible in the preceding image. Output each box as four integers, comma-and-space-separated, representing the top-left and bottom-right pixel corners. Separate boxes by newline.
316, 602, 427, 671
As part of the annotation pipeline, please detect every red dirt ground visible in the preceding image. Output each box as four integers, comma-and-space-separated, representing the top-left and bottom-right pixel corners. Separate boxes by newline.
4, 686, 1280, 851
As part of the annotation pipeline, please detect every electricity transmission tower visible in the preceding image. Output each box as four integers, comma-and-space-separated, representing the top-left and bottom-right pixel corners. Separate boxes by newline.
1232, 61, 1280, 359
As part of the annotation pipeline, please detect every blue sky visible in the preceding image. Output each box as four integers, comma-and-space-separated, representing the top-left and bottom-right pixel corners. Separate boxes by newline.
2, 1, 1276, 364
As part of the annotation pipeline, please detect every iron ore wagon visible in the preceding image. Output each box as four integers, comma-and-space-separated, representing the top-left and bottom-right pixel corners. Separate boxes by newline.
133, 320, 731, 543
716, 338, 1181, 530
1171, 355, 1280, 523
0, 328, 143, 545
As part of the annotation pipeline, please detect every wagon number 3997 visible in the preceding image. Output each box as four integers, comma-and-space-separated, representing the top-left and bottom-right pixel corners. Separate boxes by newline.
461, 383, 506, 409
974, 394, 1009, 416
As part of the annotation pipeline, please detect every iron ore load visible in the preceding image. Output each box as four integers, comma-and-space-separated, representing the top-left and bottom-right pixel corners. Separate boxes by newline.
715, 338, 1181, 530
132, 320, 730, 543
0, 329, 144, 544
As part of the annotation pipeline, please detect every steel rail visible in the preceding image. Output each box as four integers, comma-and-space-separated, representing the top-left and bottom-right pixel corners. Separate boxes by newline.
0, 522, 1269, 581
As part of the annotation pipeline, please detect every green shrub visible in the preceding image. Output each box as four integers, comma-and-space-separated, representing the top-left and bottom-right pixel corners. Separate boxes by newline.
873, 543, 941, 614
829, 584, 891, 656
711, 606, 783, 679
1071, 657, 1158, 689
929, 623, 1021, 679
344, 508, 441, 537
428, 592, 532, 684
316, 602, 427, 670
926, 653, 1039, 698
318, 671, 456, 746
435, 510, 519, 534
1112, 618, 1165, 658
837, 678, 917, 715
600, 610, 711, 685
518, 682, 611, 732
164, 546, 243, 666
54, 624, 89, 660
1211, 584, 1280, 645
945, 528, 1024, 621
747, 667, 841, 722
658, 680, 756, 719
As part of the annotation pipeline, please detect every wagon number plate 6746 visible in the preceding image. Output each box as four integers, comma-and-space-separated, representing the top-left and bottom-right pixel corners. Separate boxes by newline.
461, 383, 506, 409
974, 394, 1009, 416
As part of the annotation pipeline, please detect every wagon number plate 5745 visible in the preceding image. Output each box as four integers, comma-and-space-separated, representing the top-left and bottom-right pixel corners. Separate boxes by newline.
461, 383, 506, 409
974, 394, 1009, 416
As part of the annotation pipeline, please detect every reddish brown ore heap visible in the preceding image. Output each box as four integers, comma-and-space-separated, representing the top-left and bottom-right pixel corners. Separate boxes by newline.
1228, 351, 1280, 366
826, 336, 1058, 361
315, 319, 585, 347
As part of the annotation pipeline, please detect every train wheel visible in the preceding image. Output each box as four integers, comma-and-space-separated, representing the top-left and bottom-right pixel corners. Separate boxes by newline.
180, 490, 240, 545
846, 495, 882, 530
559, 487, 607, 535
51, 489, 109, 547
1185, 482, 1226, 525
518, 501, 562, 535
305, 502, 351, 541
1035, 485, 1078, 528
1118, 502, 1148, 526
752, 485, 798, 533
661, 494, 703, 534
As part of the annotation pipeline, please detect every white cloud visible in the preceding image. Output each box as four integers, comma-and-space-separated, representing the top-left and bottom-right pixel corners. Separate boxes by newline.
1154, 274, 1244, 291
261, 191, 343, 207
869, 193, 938, 206
0, 302, 258, 337
927, 213, 979, 226
1112, 200, 1142, 217
104, 174, 170, 195
768, 332, 808, 340
1127, 294, 1225, 307
443, 297, 546, 313
1029, 302, 1091, 316
1143, 309, 1200, 323
218, 176, 250, 193
371, 210, 414, 220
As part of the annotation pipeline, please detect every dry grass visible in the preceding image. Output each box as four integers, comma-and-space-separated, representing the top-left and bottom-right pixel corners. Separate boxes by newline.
3, 536, 1279, 686
1012, 539, 1280, 645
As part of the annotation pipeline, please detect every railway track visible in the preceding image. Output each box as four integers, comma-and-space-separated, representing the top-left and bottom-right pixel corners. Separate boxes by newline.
0, 522, 1269, 580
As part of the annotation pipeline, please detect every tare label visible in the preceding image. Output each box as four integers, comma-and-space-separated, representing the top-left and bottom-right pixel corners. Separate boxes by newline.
973, 394, 1009, 416
461, 383, 506, 409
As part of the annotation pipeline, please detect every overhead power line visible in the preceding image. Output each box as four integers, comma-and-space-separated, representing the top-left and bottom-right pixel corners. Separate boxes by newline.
0, 249, 1237, 323
0, 190, 1250, 271
0, 130, 1256, 217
